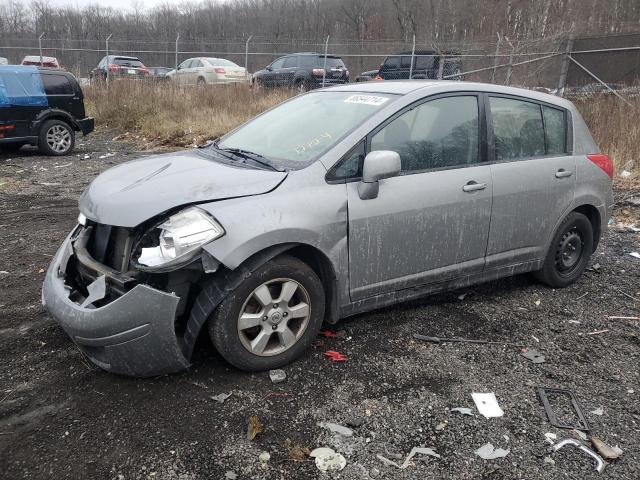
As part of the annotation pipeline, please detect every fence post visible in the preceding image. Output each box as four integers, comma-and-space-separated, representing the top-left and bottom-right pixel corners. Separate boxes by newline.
245, 35, 253, 79
38, 32, 45, 65
556, 38, 573, 96
321, 35, 329, 88
490, 32, 502, 83
175, 33, 180, 74
437, 51, 445, 79
105, 34, 112, 85
409, 34, 416, 79
504, 37, 514, 85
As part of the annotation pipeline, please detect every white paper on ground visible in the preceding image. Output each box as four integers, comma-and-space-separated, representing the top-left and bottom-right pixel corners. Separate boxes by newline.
472, 392, 504, 418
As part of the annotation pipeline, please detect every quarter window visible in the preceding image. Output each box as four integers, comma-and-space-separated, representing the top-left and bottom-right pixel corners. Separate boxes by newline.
490, 97, 545, 160
542, 105, 566, 155
283, 56, 298, 68
371, 96, 479, 172
41, 74, 73, 95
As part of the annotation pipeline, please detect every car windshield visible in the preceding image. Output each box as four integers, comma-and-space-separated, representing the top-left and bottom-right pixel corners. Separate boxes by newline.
114, 57, 143, 67
205, 58, 238, 67
217, 91, 396, 166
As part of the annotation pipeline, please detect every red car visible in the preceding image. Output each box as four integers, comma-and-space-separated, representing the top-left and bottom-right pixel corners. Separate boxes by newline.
21, 56, 60, 68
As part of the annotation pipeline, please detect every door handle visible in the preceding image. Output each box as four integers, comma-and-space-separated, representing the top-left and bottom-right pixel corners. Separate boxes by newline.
555, 169, 573, 178
462, 181, 487, 192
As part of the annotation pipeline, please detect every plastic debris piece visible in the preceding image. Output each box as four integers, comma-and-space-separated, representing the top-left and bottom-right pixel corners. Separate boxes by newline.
521, 348, 546, 364
544, 456, 555, 465
376, 447, 440, 469
451, 407, 474, 416
572, 429, 588, 441
551, 438, 605, 473
474, 443, 510, 459
259, 452, 270, 463
534, 299, 541, 306
472, 392, 504, 418
630, 252, 640, 259
246, 415, 263, 441
319, 330, 344, 338
224, 471, 237, 480
310, 447, 346, 472
545, 432, 557, 444
435, 422, 447, 431
269, 369, 286, 383
608, 315, 640, 320
587, 329, 609, 335
591, 437, 623, 460
210, 392, 232, 404
320, 422, 353, 437
458, 293, 467, 300
289, 445, 310, 461
621, 170, 631, 178
323, 350, 348, 362
590, 407, 604, 416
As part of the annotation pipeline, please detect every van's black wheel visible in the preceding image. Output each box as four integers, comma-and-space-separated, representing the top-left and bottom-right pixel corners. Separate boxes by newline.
38, 119, 75, 156
534, 212, 593, 288
208, 255, 325, 371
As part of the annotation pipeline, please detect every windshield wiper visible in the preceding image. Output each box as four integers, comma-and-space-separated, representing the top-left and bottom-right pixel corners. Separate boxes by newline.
213, 144, 284, 172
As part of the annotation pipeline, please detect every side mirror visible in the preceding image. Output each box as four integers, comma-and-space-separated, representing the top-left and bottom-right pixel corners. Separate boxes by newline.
358, 150, 401, 200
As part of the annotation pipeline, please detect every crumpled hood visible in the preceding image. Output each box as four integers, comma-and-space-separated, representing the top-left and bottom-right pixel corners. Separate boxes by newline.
79, 150, 287, 227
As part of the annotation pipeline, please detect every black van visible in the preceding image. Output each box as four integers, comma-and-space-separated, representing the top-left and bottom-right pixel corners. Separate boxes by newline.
360, 50, 463, 81
0, 66, 94, 156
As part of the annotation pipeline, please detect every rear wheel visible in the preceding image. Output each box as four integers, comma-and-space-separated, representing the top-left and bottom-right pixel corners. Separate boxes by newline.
208, 255, 325, 371
533, 212, 593, 288
38, 119, 75, 156
196, 77, 206, 87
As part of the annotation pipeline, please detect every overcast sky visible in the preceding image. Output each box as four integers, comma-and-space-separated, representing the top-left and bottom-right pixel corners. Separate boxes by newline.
48, 0, 191, 11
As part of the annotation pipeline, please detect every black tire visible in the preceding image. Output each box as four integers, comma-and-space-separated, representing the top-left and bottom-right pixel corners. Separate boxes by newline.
196, 77, 206, 87
533, 212, 593, 288
38, 119, 75, 156
208, 255, 325, 371
295, 79, 309, 93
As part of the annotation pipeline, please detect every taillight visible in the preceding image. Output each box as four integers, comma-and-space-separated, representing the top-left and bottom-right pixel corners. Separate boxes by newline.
214, 67, 226, 74
587, 153, 613, 178
312, 68, 325, 77
140, 66, 149, 75
108, 63, 122, 71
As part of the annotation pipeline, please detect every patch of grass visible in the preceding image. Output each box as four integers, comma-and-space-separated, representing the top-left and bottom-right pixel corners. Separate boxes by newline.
85, 81, 293, 147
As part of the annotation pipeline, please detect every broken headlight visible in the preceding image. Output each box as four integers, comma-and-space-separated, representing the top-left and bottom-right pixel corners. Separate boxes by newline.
133, 207, 224, 271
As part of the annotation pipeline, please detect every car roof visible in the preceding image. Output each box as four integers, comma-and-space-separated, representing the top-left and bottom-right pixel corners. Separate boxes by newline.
23, 55, 57, 61
326, 80, 573, 108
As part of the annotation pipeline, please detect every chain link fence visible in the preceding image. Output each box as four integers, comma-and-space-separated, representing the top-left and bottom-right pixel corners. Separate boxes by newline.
1, 32, 640, 100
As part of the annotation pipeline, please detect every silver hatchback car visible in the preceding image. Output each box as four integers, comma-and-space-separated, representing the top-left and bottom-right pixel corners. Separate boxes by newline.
43, 81, 613, 376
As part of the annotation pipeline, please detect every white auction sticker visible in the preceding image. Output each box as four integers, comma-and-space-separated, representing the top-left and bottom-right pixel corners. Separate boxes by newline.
343, 94, 389, 106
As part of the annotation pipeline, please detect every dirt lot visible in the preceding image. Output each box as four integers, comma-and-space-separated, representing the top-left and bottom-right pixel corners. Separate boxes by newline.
1, 132, 639, 480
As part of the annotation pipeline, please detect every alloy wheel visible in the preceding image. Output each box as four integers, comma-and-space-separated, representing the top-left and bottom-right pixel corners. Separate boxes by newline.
46, 125, 72, 153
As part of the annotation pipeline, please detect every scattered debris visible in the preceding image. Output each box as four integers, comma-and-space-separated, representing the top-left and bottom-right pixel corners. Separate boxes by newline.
538, 388, 590, 431
53, 162, 72, 169
246, 415, 263, 440
319, 330, 345, 338
551, 439, 605, 473
608, 315, 640, 320
258, 451, 271, 464
591, 437, 623, 460
620, 169, 631, 178
472, 392, 504, 418
544, 432, 557, 444
435, 422, 447, 431
310, 447, 346, 472
572, 429, 588, 441
320, 422, 353, 437
269, 369, 286, 384
82, 154, 91, 160
288, 445, 310, 461
413, 334, 525, 348
323, 350, 348, 362
521, 348, 545, 364
587, 329, 609, 335
224, 471, 237, 480
590, 407, 604, 416
210, 392, 232, 404
450, 407, 474, 416
458, 293, 467, 300
376, 447, 440, 469
98, 152, 116, 159
534, 299, 541, 306
630, 252, 640, 259
543, 456, 555, 466
474, 443, 510, 460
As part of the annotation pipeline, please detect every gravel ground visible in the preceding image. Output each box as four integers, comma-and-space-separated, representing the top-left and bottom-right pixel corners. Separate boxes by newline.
1, 132, 639, 480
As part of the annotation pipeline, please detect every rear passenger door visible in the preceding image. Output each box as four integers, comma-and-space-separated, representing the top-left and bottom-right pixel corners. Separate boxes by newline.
486, 95, 576, 269
346, 94, 492, 300
279, 55, 298, 86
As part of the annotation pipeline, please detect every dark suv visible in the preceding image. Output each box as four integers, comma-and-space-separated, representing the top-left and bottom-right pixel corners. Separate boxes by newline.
357, 50, 462, 81
0, 66, 94, 156
90, 55, 149, 83
252, 52, 349, 91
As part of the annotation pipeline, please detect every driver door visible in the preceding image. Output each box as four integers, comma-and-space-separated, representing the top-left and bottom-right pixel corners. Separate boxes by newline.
346, 94, 492, 300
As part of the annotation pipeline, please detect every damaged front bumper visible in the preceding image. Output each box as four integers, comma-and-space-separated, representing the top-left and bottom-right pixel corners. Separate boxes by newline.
42, 230, 191, 376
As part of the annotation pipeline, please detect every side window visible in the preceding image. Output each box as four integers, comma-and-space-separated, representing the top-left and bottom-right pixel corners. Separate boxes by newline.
542, 106, 566, 155
41, 74, 73, 95
371, 96, 479, 172
326, 141, 365, 182
415, 55, 433, 70
400, 56, 411, 68
270, 58, 286, 70
283, 56, 298, 68
179, 60, 191, 69
490, 97, 545, 160
191, 59, 203, 68
299, 55, 317, 68
384, 57, 400, 69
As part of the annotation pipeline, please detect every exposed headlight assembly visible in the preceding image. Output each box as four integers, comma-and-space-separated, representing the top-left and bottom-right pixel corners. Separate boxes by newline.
134, 207, 224, 271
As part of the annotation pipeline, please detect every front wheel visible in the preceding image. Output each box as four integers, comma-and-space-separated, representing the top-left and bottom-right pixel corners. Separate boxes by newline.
533, 212, 593, 288
208, 255, 325, 371
38, 120, 75, 156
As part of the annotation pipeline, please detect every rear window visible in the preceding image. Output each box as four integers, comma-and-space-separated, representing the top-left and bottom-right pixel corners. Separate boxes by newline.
41, 74, 73, 95
205, 58, 238, 67
323, 57, 345, 68
114, 57, 143, 67
283, 56, 298, 68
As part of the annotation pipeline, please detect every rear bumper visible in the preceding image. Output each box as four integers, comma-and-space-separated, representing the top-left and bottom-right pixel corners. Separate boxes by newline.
42, 232, 190, 377
76, 117, 94, 136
